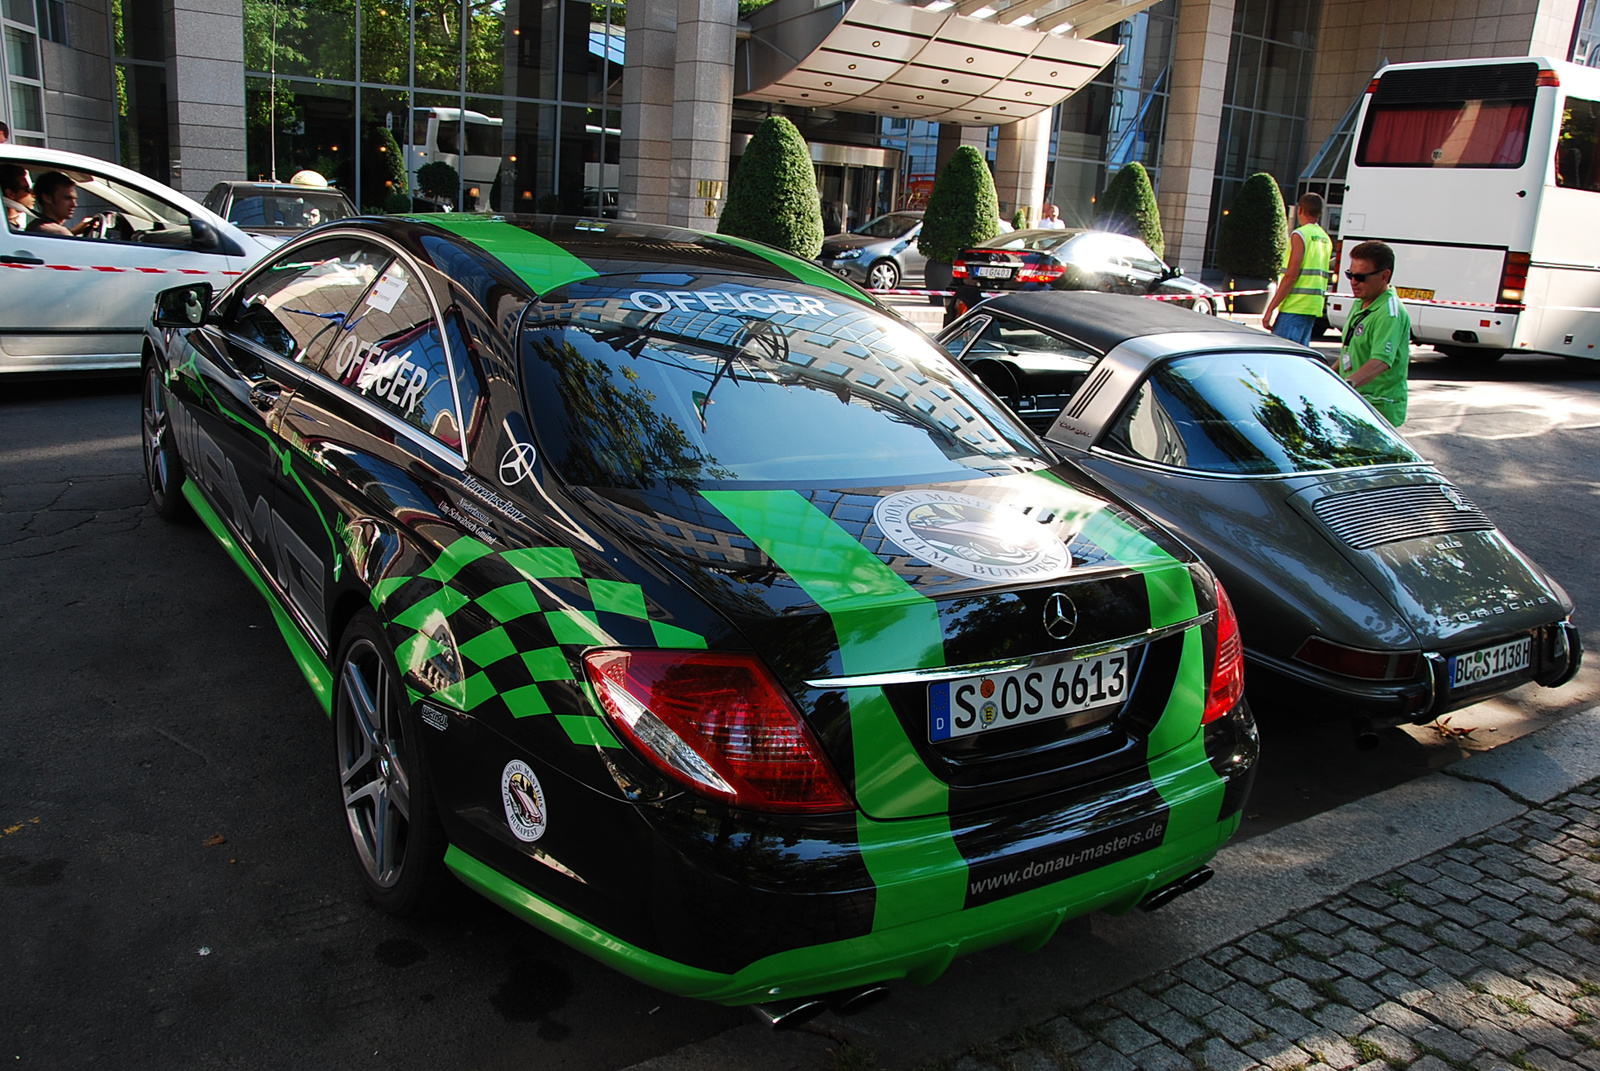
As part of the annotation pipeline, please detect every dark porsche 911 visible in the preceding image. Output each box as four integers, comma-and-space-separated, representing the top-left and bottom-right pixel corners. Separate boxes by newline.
139, 217, 1255, 1017
939, 291, 1581, 742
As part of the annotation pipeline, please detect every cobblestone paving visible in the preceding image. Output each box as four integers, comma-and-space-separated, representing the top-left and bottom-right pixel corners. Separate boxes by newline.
939, 783, 1600, 1071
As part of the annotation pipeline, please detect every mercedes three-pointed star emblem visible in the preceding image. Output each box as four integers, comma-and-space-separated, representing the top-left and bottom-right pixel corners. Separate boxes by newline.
1042, 591, 1077, 641
498, 442, 538, 486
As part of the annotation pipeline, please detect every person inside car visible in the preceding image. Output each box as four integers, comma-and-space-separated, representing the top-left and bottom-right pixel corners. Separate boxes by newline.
27, 171, 98, 237
1, 164, 32, 230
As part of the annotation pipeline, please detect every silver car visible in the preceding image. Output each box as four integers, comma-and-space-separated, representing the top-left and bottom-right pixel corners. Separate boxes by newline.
2, 146, 270, 374
817, 211, 925, 291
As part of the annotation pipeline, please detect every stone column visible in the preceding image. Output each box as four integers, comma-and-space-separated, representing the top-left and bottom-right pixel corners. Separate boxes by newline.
163, 0, 246, 198
38, 0, 117, 158
935, 122, 989, 175
619, 0, 677, 221
666, 0, 738, 228
994, 111, 1051, 227
1155, 0, 1235, 272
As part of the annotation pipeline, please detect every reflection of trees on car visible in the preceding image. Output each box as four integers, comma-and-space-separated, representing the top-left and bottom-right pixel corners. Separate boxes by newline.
528, 336, 732, 490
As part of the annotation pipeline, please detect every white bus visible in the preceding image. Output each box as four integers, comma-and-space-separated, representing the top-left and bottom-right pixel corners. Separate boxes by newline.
406, 107, 503, 208
1328, 56, 1600, 361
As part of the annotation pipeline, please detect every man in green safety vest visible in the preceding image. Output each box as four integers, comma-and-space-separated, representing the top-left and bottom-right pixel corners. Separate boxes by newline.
1261, 192, 1332, 348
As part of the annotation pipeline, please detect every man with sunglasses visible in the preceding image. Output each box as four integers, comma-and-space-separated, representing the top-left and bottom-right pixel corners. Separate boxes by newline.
1338, 240, 1411, 426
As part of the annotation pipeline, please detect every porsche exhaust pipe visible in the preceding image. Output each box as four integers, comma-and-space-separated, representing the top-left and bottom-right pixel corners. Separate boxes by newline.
750, 984, 891, 1028
1139, 865, 1213, 912
1352, 716, 1381, 751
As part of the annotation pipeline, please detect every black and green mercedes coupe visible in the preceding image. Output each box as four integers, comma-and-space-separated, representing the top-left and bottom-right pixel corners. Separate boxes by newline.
140, 216, 1256, 1019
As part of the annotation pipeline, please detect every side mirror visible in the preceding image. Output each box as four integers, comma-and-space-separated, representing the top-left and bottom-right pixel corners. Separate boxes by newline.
153, 282, 214, 328
1162, 264, 1184, 280
189, 218, 221, 253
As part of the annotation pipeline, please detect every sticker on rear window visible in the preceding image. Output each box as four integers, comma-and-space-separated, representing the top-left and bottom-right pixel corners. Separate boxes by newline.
626, 290, 830, 316
874, 489, 1071, 582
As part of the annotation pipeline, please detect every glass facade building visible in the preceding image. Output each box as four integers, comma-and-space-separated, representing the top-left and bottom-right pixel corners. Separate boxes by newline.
114, 0, 624, 212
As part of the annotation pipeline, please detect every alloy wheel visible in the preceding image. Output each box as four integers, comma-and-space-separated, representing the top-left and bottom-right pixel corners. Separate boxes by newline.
336, 637, 413, 890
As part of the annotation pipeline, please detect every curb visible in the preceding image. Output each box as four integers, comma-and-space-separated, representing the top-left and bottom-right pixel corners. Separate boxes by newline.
620, 705, 1600, 1070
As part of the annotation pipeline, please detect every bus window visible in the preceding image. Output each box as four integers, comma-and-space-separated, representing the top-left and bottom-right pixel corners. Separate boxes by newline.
1357, 62, 1537, 169
1558, 97, 1600, 191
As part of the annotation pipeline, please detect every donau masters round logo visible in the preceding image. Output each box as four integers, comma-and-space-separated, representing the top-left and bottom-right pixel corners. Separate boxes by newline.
874, 490, 1071, 582
500, 760, 547, 843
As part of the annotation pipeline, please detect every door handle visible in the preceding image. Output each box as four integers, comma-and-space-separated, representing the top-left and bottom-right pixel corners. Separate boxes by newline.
1, 254, 46, 265
248, 382, 283, 412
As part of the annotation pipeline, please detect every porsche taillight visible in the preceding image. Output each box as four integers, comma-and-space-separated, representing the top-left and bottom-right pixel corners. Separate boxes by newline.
1203, 581, 1245, 724
1294, 637, 1421, 681
583, 649, 853, 813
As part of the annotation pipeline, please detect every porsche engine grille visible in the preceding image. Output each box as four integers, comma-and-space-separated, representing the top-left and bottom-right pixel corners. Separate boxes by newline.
1313, 483, 1495, 550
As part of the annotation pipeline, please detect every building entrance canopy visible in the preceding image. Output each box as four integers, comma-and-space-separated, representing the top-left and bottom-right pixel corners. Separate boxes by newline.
735, 0, 1157, 127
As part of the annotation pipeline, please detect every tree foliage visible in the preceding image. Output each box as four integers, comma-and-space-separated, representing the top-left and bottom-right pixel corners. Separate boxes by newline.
1095, 161, 1164, 260
917, 146, 1001, 263
717, 117, 824, 259
1215, 172, 1290, 279
416, 161, 461, 201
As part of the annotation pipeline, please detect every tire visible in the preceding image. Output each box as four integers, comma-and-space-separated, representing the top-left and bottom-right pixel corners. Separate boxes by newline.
334, 611, 449, 917
141, 361, 192, 522
1190, 297, 1215, 316
866, 259, 900, 291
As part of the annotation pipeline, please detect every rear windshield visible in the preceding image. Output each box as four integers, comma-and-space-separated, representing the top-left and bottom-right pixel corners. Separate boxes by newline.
519, 275, 1051, 490
1101, 352, 1419, 475
228, 190, 354, 227
852, 213, 920, 238
1356, 62, 1538, 169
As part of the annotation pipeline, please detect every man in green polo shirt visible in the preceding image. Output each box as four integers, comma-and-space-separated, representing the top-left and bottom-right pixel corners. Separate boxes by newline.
1339, 240, 1411, 426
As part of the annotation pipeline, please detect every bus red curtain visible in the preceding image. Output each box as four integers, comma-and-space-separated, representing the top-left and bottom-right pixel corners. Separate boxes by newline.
1362, 102, 1532, 166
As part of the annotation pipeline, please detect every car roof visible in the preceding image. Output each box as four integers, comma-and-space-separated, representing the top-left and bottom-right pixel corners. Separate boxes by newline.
974, 291, 1264, 354
344, 214, 876, 301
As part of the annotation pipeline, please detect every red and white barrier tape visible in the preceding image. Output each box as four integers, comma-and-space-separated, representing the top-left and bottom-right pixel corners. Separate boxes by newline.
879, 286, 1271, 300
0, 261, 243, 275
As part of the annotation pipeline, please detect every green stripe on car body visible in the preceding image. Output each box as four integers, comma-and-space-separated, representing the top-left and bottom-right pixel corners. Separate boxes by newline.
183, 481, 335, 715
421, 216, 601, 296
699, 488, 969, 929
705, 233, 867, 300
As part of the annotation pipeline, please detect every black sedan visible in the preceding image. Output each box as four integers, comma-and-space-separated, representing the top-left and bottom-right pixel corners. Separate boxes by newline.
201, 180, 357, 242
953, 229, 1217, 315
939, 292, 1581, 742
140, 217, 1255, 1018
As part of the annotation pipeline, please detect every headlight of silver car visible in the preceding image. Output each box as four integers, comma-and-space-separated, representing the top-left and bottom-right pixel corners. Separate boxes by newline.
831, 248, 862, 261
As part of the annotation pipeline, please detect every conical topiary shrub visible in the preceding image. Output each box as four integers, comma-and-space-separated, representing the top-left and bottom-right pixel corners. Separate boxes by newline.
717, 116, 824, 259
1216, 172, 1289, 281
917, 145, 1002, 265
1094, 161, 1164, 260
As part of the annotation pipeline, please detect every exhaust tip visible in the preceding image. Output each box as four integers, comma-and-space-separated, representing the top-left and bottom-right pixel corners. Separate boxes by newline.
1139, 866, 1213, 912
1352, 717, 1381, 751
829, 984, 891, 1016
750, 996, 830, 1030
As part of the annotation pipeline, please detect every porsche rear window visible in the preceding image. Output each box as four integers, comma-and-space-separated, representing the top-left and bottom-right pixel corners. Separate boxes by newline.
518, 276, 1052, 489
1101, 352, 1419, 475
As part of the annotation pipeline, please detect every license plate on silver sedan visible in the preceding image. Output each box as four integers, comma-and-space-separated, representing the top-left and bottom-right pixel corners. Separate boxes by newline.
929, 653, 1129, 741
1448, 635, 1533, 689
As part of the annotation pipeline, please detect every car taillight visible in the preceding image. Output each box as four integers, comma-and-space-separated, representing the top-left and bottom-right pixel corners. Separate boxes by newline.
952, 258, 970, 280
1017, 261, 1064, 285
1294, 637, 1421, 681
1499, 251, 1530, 307
1203, 581, 1244, 724
583, 649, 853, 813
